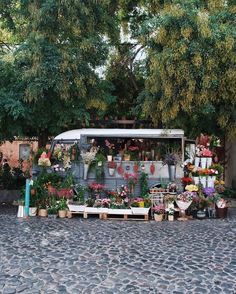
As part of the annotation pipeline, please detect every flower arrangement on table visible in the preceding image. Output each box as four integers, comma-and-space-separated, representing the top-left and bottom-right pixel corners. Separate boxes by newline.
38, 152, 51, 167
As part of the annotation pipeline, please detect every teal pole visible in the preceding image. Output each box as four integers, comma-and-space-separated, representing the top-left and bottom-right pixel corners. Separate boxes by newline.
24, 179, 30, 217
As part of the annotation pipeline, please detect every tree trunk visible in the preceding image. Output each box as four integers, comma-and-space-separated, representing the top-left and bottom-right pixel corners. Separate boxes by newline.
38, 131, 49, 148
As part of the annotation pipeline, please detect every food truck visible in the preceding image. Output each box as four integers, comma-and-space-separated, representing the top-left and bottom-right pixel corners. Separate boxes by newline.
48, 128, 185, 194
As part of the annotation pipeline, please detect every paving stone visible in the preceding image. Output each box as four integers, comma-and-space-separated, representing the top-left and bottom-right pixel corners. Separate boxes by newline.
0, 205, 236, 293
3, 287, 16, 294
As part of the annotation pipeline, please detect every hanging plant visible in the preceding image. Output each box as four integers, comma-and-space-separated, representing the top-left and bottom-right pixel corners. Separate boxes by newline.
117, 162, 124, 175
133, 162, 139, 173
150, 162, 155, 175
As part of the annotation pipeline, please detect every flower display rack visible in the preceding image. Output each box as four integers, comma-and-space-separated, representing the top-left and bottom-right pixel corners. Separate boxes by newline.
68, 205, 150, 220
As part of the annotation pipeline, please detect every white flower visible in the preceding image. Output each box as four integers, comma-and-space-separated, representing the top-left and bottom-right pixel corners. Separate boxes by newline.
81, 149, 97, 164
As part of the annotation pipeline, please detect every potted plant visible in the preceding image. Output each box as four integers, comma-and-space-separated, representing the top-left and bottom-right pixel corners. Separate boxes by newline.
162, 152, 181, 182
57, 174, 74, 199
38, 203, 48, 217
29, 193, 38, 217
48, 206, 58, 219
167, 207, 175, 221
139, 172, 149, 198
57, 198, 68, 218
130, 198, 150, 215
37, 187, 48, 217
16, 198, 25, 218
107, 161, 117, 176
152, 204, 165, 221
196, 196, 209, 219
215, 196, 229, 219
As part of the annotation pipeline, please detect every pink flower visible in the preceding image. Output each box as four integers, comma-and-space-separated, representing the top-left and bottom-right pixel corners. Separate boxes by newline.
200, 148, 212, 157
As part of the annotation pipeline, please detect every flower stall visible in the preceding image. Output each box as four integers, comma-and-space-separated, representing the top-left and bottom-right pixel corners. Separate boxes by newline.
28, 130, 231, 221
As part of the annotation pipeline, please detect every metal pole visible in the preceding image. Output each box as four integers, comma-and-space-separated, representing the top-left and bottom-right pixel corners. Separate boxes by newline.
24, 179, 30, 217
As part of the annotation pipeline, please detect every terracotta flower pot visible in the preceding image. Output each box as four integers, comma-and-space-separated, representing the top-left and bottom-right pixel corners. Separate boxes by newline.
154, 214, 163, 222
38, 209, 48, 217
58, 210, 67, 218
216, 207, 228, 219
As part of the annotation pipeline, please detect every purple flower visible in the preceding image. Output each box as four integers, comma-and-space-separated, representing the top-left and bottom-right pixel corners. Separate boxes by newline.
203, 187, 215, 197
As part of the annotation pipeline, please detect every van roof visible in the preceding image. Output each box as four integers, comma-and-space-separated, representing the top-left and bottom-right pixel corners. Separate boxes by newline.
53, 128, 184, 141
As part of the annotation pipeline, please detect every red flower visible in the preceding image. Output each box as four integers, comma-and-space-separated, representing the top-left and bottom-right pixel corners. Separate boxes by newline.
181, 177, 193, 184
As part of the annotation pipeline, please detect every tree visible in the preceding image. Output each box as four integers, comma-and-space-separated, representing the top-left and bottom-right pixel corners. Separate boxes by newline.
105, 42, 146, 119
119, 0, 236, 139
0, 0, 119, 146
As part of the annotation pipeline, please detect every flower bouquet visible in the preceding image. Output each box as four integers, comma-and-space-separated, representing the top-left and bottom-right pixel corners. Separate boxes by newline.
80, 149, 97, 180
176, 191, 195, 220
38, 152, 51, 167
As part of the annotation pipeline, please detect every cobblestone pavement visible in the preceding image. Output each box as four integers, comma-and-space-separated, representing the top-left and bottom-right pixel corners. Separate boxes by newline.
0, 205, 236, 294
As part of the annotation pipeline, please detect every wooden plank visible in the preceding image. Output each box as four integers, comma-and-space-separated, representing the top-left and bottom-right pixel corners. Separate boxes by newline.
104, 213, 149, 221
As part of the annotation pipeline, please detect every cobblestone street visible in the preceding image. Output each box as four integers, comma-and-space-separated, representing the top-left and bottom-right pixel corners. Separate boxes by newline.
0, 205, 236, 294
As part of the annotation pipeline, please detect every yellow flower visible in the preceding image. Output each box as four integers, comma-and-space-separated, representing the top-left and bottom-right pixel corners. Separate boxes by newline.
185, 184, 198, 192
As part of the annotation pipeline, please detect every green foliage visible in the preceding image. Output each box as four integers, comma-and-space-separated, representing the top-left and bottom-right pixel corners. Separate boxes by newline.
73, 184, 86, 203
134, 0, 236, 139
36, 169, 62, 187
58, 173, 74, 189
139, 172, 149, 198
0, 0, 119, 145
57, 198, 68, 211
0, 162, 26, 190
